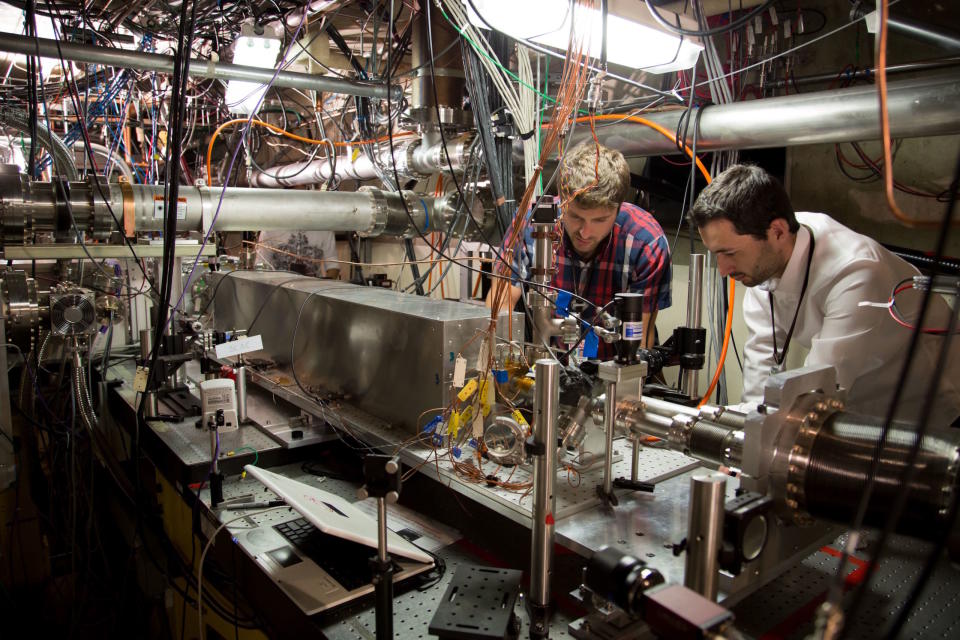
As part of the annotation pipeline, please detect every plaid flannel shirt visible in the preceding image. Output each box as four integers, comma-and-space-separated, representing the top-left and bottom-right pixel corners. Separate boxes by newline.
512, 202, 672, 359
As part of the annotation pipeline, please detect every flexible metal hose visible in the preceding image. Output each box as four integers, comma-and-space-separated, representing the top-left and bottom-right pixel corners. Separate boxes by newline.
0, 107, 78, 180
801, 414, 960, 541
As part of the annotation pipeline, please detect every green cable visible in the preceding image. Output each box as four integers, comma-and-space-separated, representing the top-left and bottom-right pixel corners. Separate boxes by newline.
231, 445, 258, 466
538, 54, 549, 193
438, 4, 557, 104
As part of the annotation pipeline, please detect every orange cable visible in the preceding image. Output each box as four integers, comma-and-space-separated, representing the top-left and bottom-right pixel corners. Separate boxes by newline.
698, 278, 735, 407
876, 0, 952, 228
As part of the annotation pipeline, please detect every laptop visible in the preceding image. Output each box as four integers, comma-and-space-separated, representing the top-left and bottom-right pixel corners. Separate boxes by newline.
237, 465, 435, 615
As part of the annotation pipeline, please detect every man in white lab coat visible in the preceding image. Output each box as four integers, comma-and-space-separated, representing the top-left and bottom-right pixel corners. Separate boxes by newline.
692, 164, 960, 427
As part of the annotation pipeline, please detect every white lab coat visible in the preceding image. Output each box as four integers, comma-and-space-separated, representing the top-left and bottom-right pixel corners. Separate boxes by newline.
741, 212, 960, 426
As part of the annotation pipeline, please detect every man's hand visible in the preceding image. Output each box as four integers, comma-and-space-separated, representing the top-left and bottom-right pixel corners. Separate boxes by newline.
485, 282, 522, 314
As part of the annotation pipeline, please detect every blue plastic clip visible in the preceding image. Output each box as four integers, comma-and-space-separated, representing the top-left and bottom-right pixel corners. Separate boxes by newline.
493, 369, 509, 384
555, 290, 572, 317
452, 447, 462, 459
582, 329, 599, 359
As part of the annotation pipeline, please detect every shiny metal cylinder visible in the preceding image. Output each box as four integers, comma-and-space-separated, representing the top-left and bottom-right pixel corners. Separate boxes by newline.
681, 254, 705, 398
530, 359, 560, 614
0, 177, 446, 240
250, 134, 474, 187
767, 56, 960, 90
377, 498, 389, 563
642, 396, 746, 430
0, 32, 399, 100
235, 365, 248, 423
630, 437, 641, 482
602, 380, 617, 496
562, 72, 960, 155
409, 10, 469, 127
684, 473, 727, 601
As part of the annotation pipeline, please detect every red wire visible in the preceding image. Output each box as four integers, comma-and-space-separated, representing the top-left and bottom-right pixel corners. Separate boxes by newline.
888, 283, 952, 334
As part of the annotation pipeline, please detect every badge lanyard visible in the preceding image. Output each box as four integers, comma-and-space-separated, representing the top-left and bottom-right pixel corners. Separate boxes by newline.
768, 228, 816, 370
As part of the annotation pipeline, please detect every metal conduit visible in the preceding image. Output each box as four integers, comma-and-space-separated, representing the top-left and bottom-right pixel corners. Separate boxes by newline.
0, 176, 449, 239
0, 33, 401, 100
550, 72, 960, 156
250, 134, 474, 188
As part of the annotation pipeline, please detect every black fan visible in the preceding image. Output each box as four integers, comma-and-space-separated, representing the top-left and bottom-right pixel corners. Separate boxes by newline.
50, 290, 98, 336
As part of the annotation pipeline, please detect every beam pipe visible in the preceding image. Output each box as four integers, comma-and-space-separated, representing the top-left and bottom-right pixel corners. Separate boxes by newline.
0, 33, 400, 100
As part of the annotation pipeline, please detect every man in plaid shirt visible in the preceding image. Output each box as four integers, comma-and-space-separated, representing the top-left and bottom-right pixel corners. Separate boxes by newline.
490, 142, 672, 360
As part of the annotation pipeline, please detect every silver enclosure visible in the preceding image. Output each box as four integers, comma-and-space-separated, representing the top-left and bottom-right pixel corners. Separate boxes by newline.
210, 271, 523, 434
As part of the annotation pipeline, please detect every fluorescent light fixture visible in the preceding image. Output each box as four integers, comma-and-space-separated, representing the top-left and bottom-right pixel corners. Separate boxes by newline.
225, 33, 282, 115
0, 6, 63, 78
465, 0, 703, 74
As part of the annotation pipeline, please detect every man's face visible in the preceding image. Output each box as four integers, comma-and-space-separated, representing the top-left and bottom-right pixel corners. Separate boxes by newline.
698, 219, 785, 287
562, 203, 618, 257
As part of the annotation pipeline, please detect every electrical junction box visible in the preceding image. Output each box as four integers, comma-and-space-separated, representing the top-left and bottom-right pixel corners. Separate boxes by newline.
200, 378, 238, 433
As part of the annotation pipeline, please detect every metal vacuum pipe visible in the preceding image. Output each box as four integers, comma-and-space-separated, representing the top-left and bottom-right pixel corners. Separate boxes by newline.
0, 33, 400, 100
766, 56, 960, 90
560, 72, 960, 155
529, 358, 560, 637
250, 134, 474, 188
0, 177, 449, 239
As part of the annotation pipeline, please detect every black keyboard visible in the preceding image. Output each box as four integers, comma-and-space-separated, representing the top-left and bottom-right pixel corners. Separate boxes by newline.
273, 518, 391, 591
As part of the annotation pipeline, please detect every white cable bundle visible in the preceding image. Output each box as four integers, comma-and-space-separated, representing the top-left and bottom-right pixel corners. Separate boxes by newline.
516, 45, 540, 195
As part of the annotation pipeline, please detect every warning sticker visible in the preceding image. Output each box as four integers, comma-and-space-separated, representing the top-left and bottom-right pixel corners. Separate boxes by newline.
153, 195, 187, 220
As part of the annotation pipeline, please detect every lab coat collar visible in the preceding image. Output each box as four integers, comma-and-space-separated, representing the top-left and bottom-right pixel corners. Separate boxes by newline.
757, 225, 811, 296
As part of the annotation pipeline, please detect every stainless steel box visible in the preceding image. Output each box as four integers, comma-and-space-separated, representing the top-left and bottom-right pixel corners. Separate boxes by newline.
210, 271, 523, 434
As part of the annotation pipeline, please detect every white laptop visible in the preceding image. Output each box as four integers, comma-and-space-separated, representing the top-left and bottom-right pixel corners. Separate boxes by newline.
238, 465, 435, 615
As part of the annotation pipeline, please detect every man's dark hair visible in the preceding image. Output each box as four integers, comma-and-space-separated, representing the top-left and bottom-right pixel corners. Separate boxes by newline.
690, 164, 798, 239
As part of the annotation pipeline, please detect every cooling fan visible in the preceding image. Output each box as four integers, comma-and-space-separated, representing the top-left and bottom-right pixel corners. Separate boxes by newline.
50, 288, 98, 336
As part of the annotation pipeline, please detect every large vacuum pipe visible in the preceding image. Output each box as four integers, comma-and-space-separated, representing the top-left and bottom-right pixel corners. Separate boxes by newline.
0, 33, 400, 101
0, 174, 453, 240
250, 134, 474, 188
550, 72, 960, 156
617, 396, 960, 550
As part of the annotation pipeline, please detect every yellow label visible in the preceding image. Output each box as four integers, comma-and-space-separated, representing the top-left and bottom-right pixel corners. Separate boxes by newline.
478, 378, 495, 417
457, 378, 478, 403
512, 409, 529, 427
460, 404, 474, 427
448, 411, 460, 438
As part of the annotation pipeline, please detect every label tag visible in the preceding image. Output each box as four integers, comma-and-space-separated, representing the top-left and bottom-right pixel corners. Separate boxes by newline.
512, 409, 529, 428
768, 6, 778, 25
472, 411, 484, 438
133, 366, 149, 392
479, 378, 495, 417
153, 195, 187, 220
622, 321, 643, 342
215, 334, 263, 359
448, 411, 460, 438
754, 15, 763, 33
783, 18, 792, 38
476, 337, 490, 371
457, 378, 478, 403
452, 356, 467, 388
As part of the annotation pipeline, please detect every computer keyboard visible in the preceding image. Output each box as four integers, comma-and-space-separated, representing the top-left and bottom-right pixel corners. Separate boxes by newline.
273, 518, 392, 591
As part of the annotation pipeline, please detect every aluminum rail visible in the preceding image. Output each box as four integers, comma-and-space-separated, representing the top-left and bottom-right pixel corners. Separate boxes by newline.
559, 72, 960, 156
0, 33, 400, 100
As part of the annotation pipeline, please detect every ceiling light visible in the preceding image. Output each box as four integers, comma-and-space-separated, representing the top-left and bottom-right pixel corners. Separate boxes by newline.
465, 0, 703, 74
225, 31, 282, 116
